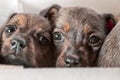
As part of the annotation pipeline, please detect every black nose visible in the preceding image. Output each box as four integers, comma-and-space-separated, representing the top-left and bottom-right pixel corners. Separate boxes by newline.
11, 39, 26, 52
65, 57, 79, 67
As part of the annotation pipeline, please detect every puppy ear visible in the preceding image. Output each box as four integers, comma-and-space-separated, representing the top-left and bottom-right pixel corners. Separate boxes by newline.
40, 4, 61, 23
103, 14, 116, 33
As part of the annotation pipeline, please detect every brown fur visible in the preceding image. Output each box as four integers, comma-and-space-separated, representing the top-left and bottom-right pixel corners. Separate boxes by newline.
63, 23, 70, 32
0, 13, 55, 67
98, 21, 120, 67
40, 5, 116, 67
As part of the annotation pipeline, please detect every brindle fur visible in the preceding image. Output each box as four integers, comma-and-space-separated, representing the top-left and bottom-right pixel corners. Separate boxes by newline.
98, 21, 120, 67
0, 13, 55, 67
40, 5, 116, 67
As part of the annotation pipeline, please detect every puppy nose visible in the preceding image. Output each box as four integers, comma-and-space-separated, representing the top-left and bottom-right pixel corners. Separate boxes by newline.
65, 57, 79, 67
11, 39, 26, 51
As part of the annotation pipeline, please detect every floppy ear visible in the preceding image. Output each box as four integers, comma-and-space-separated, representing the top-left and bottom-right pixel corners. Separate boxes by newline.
40, 4, 61, 23
103, 14, 116, 33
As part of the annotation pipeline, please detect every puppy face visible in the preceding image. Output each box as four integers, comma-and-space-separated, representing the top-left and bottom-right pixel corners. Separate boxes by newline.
0, 13, 55, 67
54, 8, 107, 67
41, 5, 116, 67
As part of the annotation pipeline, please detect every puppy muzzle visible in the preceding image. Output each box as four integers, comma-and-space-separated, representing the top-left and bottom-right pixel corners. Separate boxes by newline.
4, 55, 31, 68
10, 37, 27, 55
64, 56, 80, 67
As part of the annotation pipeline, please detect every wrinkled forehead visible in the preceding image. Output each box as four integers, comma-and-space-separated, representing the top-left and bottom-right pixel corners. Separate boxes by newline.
55, 7, 105, 33
7, 14, 52, 32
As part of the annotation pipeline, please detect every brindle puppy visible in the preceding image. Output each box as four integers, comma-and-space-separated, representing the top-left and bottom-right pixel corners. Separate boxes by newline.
0, 13, 55, 67
40, 5, 116, 67
98, 20, 120, 67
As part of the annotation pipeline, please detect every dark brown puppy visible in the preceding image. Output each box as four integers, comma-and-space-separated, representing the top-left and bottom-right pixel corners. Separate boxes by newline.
0, 13, 55, 67
98, 20, 120, 67
40, 5, 116, 67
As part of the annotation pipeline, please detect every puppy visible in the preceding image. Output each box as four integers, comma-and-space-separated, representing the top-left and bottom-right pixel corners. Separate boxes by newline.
40, 5, 116, 67
98, 20, 120, 67
0, 13, 55, 67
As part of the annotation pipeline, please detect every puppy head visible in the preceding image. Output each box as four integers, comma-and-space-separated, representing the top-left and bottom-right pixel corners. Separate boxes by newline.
41, 5, 116, 67
0, 13, 55, 67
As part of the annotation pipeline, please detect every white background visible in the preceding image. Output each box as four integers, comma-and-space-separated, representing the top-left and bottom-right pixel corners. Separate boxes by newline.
0, 68, 120, 80
0, 0, 120, 26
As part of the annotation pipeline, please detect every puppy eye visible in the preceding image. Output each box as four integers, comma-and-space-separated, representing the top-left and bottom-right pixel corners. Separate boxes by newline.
53, 32, 62, 41
5, 25, 16, 33
89, 35, 100, 44
39, 35, 49, 45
